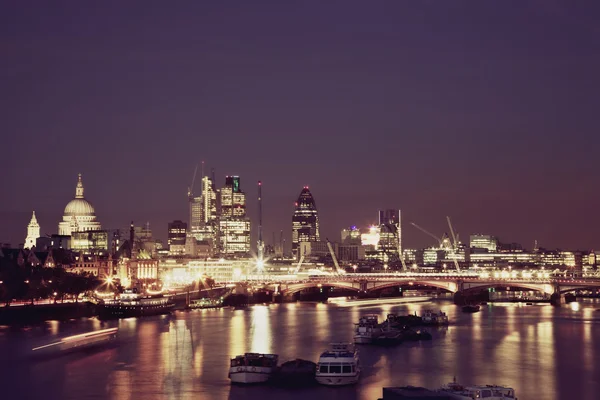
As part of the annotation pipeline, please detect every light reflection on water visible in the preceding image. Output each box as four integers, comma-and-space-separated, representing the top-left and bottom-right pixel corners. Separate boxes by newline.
0, 300, 599, 400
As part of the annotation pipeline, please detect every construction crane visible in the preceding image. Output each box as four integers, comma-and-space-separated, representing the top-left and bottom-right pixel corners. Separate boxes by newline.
188, 164, 198, 199
293, 254, 305, 275
326, 238, 343, 274
446, 216, 461, 272
410, 222, 443, 246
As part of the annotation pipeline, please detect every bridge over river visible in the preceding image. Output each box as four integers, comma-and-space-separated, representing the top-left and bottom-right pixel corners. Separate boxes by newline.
234, 272, 600, 306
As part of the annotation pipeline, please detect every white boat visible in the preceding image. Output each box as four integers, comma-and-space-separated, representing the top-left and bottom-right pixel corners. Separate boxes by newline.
32, 327, 118, 355
438, 378, 516, 399
315, 343, 360, 386
229, 353, 278, 384
354, 314, 381, 344
421, 309, 449, 325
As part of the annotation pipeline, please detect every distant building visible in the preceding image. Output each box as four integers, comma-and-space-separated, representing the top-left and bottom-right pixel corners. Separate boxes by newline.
58, 174, 102, 236
292, 186, 320, 260
72, 230, 109, 252
341, 226, 361, 245
24, 211, 40, 249
378, 209, 401, 255
219, 176, 247, 218
168, 220, 187, 255
219, 218, 251, 255
470, 235, 498, 252
337, 244, 365, 262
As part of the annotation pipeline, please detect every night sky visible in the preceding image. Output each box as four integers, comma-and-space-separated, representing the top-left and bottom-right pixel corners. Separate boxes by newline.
2, 1, 599, 251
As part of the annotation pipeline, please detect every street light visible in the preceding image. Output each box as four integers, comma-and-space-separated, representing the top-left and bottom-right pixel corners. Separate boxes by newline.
353, 265, 357, 273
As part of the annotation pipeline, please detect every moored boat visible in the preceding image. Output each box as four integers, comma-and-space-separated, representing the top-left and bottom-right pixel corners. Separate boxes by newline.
316, 343, 360, 386
437, 378, 516, 399
354, 314, 381, 344
98, 290, 174, 319
229, 353, 278, 384
421, 309, 449, 325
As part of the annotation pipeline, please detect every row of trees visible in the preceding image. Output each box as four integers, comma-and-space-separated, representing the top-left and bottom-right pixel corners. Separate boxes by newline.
0, 261, 100, 306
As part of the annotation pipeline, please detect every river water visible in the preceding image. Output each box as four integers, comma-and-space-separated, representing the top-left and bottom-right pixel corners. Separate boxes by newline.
1, 299, 599, 400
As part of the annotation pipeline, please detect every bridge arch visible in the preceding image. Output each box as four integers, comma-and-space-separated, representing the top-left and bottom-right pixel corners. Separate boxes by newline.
280, 281, 361, 294
462, 282, 553, 295
366, 280, 458, 293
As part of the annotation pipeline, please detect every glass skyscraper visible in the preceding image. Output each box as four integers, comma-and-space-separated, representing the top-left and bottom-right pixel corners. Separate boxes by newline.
292, 186, 320, 259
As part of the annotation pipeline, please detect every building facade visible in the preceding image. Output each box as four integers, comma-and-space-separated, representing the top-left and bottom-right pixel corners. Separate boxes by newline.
292, 187, 320, 260
168, 220, 187, 255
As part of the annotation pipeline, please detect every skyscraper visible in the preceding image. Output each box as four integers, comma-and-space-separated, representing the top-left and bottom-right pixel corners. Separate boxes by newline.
292, 186, 320, 260
220, 176, 246, 217
378, 209, 401, 256
218, 176, 251, 255
24, 211, 40, 249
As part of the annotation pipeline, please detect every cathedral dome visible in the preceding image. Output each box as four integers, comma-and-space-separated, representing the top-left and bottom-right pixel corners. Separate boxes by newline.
58, 174, 102, 236
64, 198, 95, 216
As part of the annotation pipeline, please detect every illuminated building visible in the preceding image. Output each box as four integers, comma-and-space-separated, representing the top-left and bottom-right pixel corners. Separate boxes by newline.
219, 218, 251, 255
378, 209, 401, 254
220, 176, 246, 218
168, 220, 187, 255
201, 176, 218, 223
341, 226, 361, 244
24, 211, 40, 249
216, 175, 251, 255
361, 225, 380, 247
58, 174, 102, 236
190, 196, 202, 231
292, 186, 320, 259
470, 235, 498, 252
72, 230, 109, 252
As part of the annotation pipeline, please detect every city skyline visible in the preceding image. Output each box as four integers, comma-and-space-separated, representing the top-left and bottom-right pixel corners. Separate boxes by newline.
2, 2, 599, 250
3, 170, 597, 254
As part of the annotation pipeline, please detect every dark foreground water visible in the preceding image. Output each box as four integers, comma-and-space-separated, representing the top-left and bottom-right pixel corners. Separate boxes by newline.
1, 300, 599, 400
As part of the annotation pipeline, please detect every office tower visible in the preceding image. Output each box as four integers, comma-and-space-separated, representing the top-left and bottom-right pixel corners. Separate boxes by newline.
378, 209, 401, 255
168, 220, 187, 255
292, 186, 320, 260
218, 176, 250, 256
220, 176, 246, 218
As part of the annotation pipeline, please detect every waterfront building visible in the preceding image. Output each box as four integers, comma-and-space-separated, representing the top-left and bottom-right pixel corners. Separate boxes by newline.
24, 211, 40, 249
470, 234, 498, 252
58, 174, 102, 236
168, 220, 187, 255
292, 186, 320, 260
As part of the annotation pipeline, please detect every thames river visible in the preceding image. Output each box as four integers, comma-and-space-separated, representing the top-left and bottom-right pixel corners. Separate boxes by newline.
1, 300, 599, 400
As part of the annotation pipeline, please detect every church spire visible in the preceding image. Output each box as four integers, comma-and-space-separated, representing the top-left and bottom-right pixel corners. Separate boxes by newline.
24, 210, 40, 249
75, 173, 84, 198
30, 211, 38, 225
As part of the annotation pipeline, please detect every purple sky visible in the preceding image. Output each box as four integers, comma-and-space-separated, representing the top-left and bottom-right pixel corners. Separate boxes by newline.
1, 1, 599, 251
